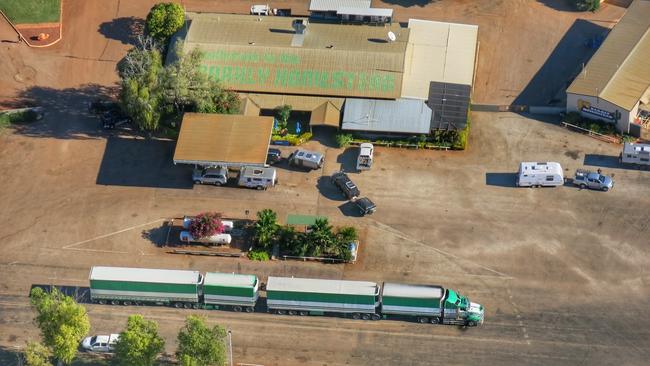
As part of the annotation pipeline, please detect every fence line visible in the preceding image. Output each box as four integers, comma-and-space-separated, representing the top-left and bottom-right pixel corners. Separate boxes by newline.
561, 122, 619, 144
281, 255, 348, 263
349, 141, 450, 150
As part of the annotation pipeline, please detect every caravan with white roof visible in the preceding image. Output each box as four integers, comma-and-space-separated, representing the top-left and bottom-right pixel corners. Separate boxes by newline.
516, 162, 564, 187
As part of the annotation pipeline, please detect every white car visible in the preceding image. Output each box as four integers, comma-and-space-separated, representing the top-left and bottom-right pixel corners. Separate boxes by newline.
81, 334, 119, 352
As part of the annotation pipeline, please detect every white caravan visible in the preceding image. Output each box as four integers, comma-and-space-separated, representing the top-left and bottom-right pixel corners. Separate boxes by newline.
620, 142, 650, 167
356, 143, 374, 171
516, 162, 564, 187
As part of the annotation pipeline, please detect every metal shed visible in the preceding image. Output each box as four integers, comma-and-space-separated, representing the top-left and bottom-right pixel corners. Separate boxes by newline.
341, 98, 432, 134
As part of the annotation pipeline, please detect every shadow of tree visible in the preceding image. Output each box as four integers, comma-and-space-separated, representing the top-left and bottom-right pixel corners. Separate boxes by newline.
536, 0, 581, 12
0, 84, 119, 140
97, 17, 145, 45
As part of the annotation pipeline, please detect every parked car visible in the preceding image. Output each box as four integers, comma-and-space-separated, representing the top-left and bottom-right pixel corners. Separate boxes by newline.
101, 110, 131, 130
573, 169, 613, 191
353, 197, 376, 216
288, 149, 324, 170
193, 167, 228, 186
267, 148, 282, 165
331, 171, 360, 199
81, 334, 119, 353
88, 99, 119, 114
357, 143, 374, 171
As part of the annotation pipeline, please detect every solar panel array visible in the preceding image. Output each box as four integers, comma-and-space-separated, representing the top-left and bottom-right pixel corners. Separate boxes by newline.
427, 81, 471, 131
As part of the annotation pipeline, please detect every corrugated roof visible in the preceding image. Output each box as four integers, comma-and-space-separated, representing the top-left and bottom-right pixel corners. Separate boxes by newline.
204, 272, 257, 288
90, 267, 200, 285
341, 98, 432, 134
382, 282, 444, 299
309, 0, 371, 12
401, 19, 478, 99
173, 113, 273, 166
267, 276, 378, 296
184, 13, 407, 99
567, 0, 650, 110
337, 7, 393, 17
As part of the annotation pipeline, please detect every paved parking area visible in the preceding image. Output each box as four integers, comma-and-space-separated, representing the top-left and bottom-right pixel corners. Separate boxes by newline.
1, 108, 649, 365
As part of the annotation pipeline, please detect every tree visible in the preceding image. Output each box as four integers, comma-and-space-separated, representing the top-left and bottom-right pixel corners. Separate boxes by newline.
24, 342, 52, 366
275, 104, 292, 131
176, 315, 227, 366
189, 212, 224, 239
571, 0, 600, 11
114, 315, 165, 366
305, 218, 334, 257
145, 2, 185, 43
29, 287, 90, 366
254, 209, 279, 250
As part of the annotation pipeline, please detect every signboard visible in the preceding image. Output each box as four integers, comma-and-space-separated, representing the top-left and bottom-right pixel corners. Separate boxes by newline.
581, 105, 614, 121
196, 49, 400, 98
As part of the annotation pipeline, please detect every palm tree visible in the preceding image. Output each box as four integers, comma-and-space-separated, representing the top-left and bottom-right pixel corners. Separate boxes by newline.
254, 209, 278, 250
306, 218, 334, 257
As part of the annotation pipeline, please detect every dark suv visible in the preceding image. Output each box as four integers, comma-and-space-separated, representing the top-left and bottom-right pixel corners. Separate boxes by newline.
354, 197, 376, 216
267, 148, 282, 165
331, 171, 360, 200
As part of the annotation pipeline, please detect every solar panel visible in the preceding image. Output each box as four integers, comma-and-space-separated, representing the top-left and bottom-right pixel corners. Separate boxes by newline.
427, 82, 471, 131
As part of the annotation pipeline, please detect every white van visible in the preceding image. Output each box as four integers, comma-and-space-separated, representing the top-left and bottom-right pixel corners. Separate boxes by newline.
516, 162, 564, 187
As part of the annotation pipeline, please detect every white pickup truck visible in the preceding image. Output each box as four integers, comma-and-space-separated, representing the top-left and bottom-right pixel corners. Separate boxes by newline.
81, 334, 119, 352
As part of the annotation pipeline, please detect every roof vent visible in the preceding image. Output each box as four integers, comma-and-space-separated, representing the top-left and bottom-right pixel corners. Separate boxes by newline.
292, 19, 308, 34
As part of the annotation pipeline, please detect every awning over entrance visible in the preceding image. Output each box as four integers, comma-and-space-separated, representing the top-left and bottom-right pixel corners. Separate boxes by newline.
239, 93, 343, 128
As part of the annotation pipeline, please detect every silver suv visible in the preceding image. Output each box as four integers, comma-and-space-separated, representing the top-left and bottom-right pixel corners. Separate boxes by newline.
573, 169, 614, 191
193, 167, 228, 186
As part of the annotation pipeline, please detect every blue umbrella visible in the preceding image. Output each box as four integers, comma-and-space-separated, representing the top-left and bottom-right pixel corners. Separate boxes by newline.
295, 121, 301, 134
273, 118, 279, 130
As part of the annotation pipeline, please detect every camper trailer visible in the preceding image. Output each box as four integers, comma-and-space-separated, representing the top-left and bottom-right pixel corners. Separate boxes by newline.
288, 149, 324, 170
357, 143, 373, 171
237, 166, 277, 190
516, 162, 564, 187
620, 142, 650, 167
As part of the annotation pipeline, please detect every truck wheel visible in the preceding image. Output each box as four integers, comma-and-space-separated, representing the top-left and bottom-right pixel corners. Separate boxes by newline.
580, 184, 586, 189
214, 182, 222, 186
245, 307, 255, 313
192, 303, 200, 309
289, 310, 298, 316
174, 302, 183, 308
602, 187, 609, 192
256, 186, 264, 190
277, 309, 286, 315
352, 313, 361, 320
371, 314, 381, 321
362, 314, 371, 321
194, 180, 201, 185
418, 317, 429, 323
98, 299, 107, 305
122, 301, 132, 306
467, 321, 478, 327
111, 300, 120, 306
183, 303, 191, 309
299, 311, 308, 316
430, 317, 440, 324
233, 306, 243, 312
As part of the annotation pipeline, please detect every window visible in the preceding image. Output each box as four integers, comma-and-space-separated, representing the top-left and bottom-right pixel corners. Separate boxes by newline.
627, 154, 633, 158
642, 158, 649, 162
545, 176, 554, 181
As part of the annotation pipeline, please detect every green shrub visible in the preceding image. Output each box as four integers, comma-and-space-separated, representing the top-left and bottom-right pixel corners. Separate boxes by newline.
572, 0, 600, 11
0, 114, 10, 131
272, 132, 312, 145
621, 134, 636, 143
247, 249, 270, 261
336, 133, 353, 148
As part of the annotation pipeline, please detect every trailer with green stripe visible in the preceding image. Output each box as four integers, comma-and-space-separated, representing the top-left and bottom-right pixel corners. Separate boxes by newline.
381, 282, 484, 326
202, 272, 259, 312
89, 266, 202, 308
266, 276, 381, 320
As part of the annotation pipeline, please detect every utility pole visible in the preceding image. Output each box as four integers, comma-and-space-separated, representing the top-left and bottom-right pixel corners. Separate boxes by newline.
228, 330, 233, 366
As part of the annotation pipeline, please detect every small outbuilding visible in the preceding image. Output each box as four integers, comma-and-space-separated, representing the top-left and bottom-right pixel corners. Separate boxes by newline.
173, 113, 274, 167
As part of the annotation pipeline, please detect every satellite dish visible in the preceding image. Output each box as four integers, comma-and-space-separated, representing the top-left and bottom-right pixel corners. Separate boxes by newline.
387, 31, 396, 42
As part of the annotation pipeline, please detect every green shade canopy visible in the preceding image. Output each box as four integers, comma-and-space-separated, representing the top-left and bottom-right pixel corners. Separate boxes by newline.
286, 214, 327, 226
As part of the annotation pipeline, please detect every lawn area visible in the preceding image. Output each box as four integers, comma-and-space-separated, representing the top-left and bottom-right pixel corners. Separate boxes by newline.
0, 0, 60, 24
